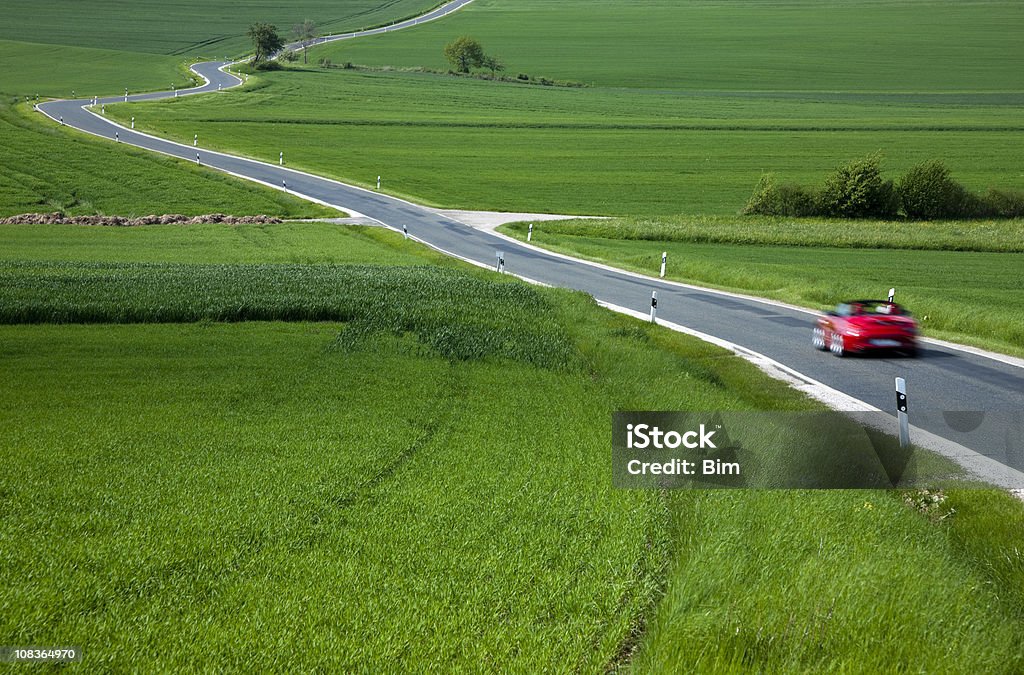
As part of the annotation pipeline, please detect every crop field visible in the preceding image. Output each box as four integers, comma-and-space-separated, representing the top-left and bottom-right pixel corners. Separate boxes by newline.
5, 0, 1024, 669
0, 101, 336, 218
323, 0, 1024, 92
103, 0, 1024, 217
2, 222, 1023, 669
0, 0, 440, 56
501, 218, 1024, 356
0, 0, 440, 97
106, 69, 1024, 216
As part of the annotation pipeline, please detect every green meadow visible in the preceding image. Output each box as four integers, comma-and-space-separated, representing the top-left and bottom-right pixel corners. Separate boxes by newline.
2, 222, 1023, 670
321, 0, 1024, 92
3, 0, 1024, 669
102, 0, 1024, 216
0, 101, 336, 218
106, 69, 1024, 216
0, 1, 440, 97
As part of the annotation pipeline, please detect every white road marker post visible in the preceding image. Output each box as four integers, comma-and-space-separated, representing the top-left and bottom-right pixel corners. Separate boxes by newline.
131, 117, 135, 129
124, 88, 128, 102
193, 134, 198, 147
218, 84, 222, 91
660, 251, 667, 278
527, 223, 533, 241
72, 90, 75, 98
403, 225, 409, 239
196, 152, 201, 165
282, 179, 287, 193
101, 104, 105, 114
279, 151, 284, 166
174, 85, 178, 97
59, 116, 63, 126
895, 377, 910, 449
496, 251, 505, 274
115, 132, 119, 142
888, 287, 896, 303
650, 291, 658, 324
376, 175, 381, 190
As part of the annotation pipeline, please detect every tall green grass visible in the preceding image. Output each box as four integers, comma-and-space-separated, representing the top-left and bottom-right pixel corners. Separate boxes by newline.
2, 221, 1023, 669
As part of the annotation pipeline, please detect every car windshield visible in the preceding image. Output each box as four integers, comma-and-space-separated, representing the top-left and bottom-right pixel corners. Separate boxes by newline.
837, 302, 907, 317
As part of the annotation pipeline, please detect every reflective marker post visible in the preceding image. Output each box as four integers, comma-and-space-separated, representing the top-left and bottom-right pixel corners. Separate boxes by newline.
495, 251, 505, 274
283, 180, 287, 193
895, 377, 910, 449
660, 251, 667, 278
193, 134, 198, 147
131, 117, 135, 129
403, 226, 408, 239
115, 132, 119, 142
889, 288, 896, 303
196, 153, 201, 165
527, 223, 533, 242
279, 152, 284, 166
377, 176, 381, 190
650, 291, 658, 324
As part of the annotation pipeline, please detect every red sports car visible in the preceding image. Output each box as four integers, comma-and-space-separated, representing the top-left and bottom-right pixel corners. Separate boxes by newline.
813, 300, 919, 357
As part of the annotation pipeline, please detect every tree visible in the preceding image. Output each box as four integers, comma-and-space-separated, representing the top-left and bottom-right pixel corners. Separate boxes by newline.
291, 19, 318, 64
817, 153, 897, 219
482, 55, 505, 78
896, 159, 977, 220
444, 37, 485, 73
248, 23, 284, 65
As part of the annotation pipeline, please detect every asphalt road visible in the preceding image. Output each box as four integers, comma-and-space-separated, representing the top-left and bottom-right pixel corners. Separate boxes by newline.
35, 0, 1024, 485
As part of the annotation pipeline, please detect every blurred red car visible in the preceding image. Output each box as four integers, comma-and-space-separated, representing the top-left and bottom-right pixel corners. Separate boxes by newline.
813, 300, 919, 357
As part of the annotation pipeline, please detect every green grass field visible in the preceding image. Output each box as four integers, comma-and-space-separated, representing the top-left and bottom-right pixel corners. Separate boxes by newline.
321, 0, 1024, 92
2, 222, 1023, 670
500, 218, 1024, 356
0, 0, 441, 56
106, 67, 1024, 216
0, 101, 337, 218
0, 1, 441, 97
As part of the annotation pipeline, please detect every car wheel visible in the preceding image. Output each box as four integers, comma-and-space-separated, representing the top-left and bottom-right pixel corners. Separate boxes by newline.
829, 332, 846, 357
812, 327, 827, 350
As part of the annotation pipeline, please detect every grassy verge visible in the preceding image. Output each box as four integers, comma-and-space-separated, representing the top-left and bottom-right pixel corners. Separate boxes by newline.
0, 101, 338, 218
1, 222, 1023, 670
499, 219, 1024, 357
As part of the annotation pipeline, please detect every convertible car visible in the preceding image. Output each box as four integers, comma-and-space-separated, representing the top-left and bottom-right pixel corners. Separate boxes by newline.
813, 300, 919, 357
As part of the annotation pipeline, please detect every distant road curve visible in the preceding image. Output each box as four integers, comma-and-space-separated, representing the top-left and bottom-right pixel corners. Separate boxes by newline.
35, 0, 1024, 487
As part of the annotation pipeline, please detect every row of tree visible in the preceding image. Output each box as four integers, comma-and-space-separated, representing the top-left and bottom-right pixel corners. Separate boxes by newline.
743, 154, 1024, 220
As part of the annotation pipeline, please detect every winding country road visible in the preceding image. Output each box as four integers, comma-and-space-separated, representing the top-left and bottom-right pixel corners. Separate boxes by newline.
35, 0, 1024, 486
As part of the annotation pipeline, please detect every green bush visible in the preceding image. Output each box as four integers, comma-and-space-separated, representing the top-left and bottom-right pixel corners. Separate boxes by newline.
981, 188, 1024, 219
897, 160, 981, 220
818, 153, 897, 219
742, 174, 819, 217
